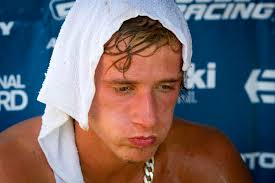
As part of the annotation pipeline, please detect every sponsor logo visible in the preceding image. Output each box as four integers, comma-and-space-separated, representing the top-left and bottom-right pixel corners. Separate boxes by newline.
241, 152, 275, 170
49, 0, 75, 20
0, 21, 14, 36
178, 62, 216, 104
0, 74, 28, 111
178, 90, 198, 104
245, 69, 275, 104
175, 0, 275, 21
186, 62, 216, 89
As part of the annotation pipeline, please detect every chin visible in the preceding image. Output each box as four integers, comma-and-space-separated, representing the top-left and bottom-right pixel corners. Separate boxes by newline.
116, 146, 158, 163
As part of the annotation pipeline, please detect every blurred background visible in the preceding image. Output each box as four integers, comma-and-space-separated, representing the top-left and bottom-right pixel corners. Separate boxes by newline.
0, 0, 274, 182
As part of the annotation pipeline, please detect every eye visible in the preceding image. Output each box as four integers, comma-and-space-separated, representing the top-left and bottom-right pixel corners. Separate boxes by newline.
113, 85, 134, 95
157, 84, 175, 92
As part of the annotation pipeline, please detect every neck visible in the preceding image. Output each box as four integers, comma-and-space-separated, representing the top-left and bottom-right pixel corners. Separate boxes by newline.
74, 122, 145, 183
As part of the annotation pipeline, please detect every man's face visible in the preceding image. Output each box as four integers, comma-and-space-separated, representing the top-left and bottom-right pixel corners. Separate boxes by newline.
89, 44, 182, 162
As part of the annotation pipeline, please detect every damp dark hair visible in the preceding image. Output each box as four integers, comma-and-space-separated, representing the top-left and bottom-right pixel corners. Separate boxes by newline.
103, 16, 187, 92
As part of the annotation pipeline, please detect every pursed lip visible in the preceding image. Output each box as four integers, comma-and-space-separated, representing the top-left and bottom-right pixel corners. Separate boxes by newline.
128, 136, 156, 148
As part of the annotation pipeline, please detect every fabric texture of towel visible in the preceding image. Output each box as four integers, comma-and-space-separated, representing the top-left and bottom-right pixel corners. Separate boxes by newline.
37, 0, 192, 182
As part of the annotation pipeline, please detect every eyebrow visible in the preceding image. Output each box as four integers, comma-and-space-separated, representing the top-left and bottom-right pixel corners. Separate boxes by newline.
103, 77, 182, 85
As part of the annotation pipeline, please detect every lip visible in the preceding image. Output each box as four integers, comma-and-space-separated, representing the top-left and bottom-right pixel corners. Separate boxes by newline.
128, 136, 156, 148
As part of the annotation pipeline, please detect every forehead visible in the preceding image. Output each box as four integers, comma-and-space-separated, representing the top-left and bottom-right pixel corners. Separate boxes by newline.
96, 45, 183, 81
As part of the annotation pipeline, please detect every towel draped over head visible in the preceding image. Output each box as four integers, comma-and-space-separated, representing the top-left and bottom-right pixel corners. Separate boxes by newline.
37, 0, 192, 182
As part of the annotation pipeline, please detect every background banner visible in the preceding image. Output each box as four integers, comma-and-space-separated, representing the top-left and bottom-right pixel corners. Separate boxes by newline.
0, 0, 274, 182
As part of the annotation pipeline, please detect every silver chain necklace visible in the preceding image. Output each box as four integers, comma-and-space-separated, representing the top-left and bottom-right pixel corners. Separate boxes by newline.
143, 157, 154, 183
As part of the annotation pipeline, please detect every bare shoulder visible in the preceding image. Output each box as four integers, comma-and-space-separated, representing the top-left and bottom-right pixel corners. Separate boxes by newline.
158, 118, 253, 183
0, 117, 54, 183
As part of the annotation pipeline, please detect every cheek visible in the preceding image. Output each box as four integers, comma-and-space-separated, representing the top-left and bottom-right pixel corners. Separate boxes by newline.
89, 89, 132, 135
156, 91, 179, 115
157, 91, 179, 122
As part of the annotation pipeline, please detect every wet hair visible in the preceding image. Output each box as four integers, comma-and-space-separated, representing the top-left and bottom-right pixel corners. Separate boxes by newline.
103, 16, 187, 91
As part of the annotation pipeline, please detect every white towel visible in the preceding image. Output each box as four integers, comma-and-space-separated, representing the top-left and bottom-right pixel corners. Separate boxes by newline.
37, 0, 192, 182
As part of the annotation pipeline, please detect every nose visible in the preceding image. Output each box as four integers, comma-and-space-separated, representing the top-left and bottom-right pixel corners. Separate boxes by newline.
131, 90, 158, 128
